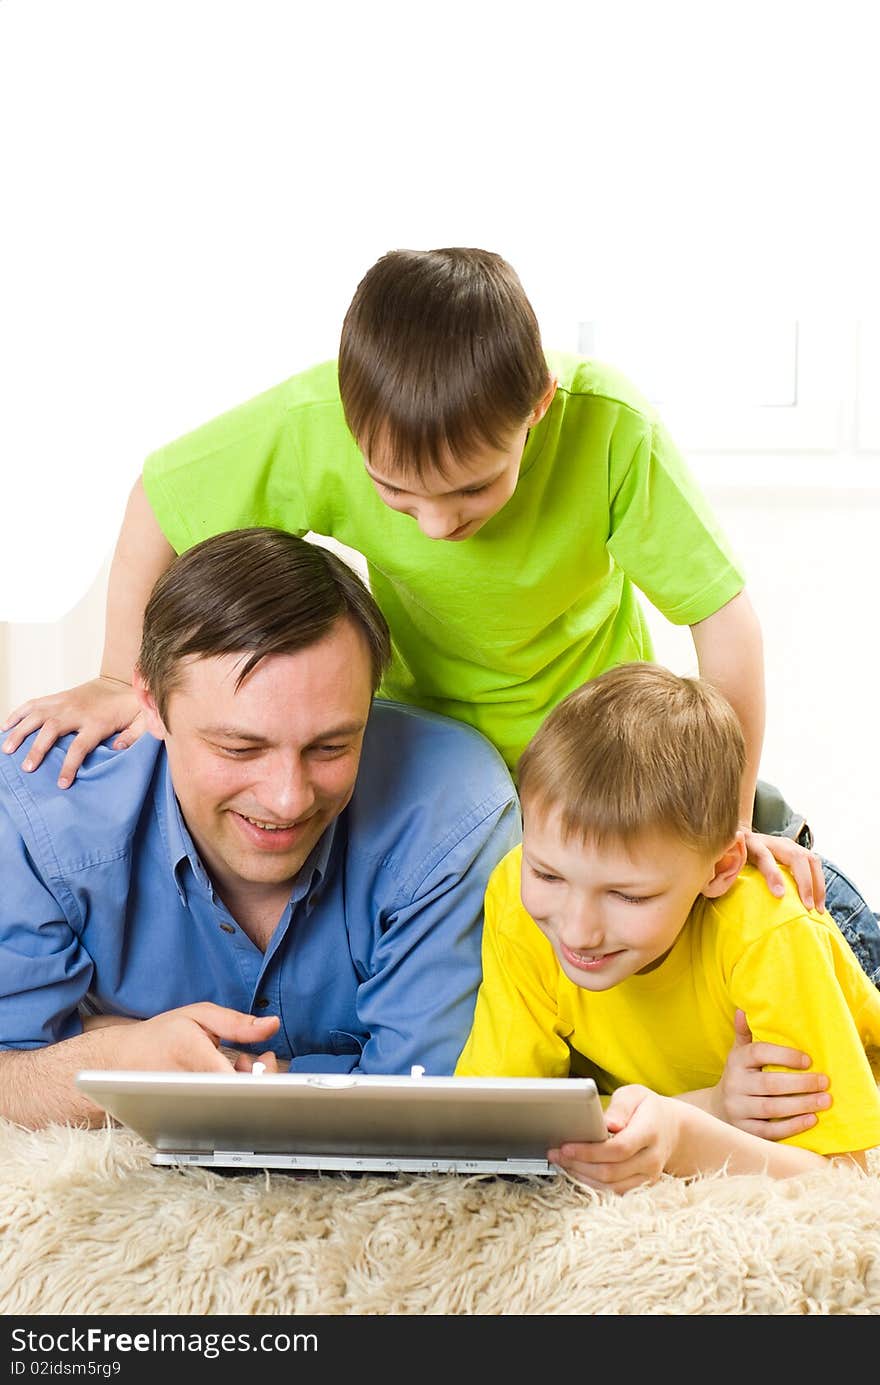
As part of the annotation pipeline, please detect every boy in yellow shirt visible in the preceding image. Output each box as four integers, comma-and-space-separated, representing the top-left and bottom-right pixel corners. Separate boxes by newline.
456, 663, 880, 1191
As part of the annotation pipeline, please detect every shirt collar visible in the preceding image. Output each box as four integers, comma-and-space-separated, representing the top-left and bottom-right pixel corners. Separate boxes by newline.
517, 377, 557, 482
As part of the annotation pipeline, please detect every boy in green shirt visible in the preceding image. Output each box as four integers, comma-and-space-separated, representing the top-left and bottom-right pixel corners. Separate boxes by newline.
0, 247, 848, 917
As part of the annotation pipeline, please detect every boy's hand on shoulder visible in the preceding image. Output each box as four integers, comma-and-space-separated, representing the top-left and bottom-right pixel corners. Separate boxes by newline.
548, 1085, 681, 1194
713, 1008, 831, 1140
743, 828, 826, 911
1, 676, 144, 787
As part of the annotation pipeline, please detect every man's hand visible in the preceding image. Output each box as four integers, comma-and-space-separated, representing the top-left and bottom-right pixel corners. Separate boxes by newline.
2, 676, 145, 787
82, 1012, 284, 1071
104, 1003, 280, 1072
0, 1005, 281, 1130
549, 1085, 681, 1194
743, 828, 826, 911
711, 1008, 830, 1139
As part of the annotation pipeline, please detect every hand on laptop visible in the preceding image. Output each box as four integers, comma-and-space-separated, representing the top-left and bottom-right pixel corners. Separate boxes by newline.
548, 1085, 674, 1192
84, 1003, 280, 1072
228, 1049, 289, 1073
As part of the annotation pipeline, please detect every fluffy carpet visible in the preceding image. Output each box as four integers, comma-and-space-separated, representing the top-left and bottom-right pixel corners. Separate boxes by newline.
1, 1120, 879, 1316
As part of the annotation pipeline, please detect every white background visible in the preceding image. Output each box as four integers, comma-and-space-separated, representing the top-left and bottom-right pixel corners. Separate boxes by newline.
1, 1, 880, 897
2, 0, 879, 617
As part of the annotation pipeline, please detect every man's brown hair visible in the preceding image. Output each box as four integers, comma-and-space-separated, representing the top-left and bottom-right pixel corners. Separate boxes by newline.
518, 663, 745, 854
338, 247, 550, 481
137, 528, 391, 721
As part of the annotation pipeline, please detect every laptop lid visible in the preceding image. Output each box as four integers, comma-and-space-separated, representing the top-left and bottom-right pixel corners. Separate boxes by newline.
74, 1070, 607, 1175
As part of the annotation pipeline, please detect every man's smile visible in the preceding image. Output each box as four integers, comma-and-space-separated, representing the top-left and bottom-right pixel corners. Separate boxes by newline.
230, 809, 316, 851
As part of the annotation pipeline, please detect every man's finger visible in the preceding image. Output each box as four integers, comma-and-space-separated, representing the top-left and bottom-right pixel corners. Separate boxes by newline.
177, 1003, 281, 1042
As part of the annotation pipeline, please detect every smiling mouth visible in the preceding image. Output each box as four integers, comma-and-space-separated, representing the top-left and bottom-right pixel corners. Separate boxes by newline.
231, 811, 315, 849
561, 943, 623, 971
239, 814, 297, 832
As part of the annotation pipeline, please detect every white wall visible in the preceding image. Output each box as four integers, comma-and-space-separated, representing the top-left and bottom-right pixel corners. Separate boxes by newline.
3, 0, 880, 623
646, 480, 880, 905
1, 3, 879, 904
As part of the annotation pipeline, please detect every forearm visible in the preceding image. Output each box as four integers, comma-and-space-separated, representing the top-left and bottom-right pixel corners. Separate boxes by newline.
0, 1030, 127, 1129
0, 1003, 280, 1122
674, 1087, 718, 1115
690, 589, 765, 826
101, 476, 175, 682
669, 1098, 830, 1178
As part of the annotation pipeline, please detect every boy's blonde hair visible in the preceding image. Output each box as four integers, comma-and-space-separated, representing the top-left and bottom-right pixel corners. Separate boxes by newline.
517, 663, 745, 853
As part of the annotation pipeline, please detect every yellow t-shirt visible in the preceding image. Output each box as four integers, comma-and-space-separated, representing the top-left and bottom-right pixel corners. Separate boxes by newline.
456, 848, 880, 1155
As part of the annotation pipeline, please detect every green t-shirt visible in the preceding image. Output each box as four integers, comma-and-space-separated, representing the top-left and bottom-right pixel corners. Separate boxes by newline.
142, 351, 745, 772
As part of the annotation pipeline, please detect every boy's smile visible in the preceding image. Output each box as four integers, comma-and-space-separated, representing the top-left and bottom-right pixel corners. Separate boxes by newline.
520, 807, 735, 991
558, 941, 627, 974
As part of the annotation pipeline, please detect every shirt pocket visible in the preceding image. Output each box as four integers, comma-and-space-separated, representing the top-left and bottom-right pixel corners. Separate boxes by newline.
328, 1029, 365, 1057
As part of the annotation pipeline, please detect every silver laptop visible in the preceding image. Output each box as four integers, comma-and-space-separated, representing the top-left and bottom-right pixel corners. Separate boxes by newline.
75, 1069, 607, 1175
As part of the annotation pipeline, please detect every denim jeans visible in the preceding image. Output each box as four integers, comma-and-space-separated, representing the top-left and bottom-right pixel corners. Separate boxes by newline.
822, 858, 880, 988
754, 779, 880, 988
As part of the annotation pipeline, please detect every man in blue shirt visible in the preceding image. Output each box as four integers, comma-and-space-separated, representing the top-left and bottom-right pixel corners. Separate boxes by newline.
0, 528, 520, 1128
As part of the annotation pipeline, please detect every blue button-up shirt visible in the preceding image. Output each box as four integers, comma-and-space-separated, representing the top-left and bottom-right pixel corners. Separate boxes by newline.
0, 700, 520, 1075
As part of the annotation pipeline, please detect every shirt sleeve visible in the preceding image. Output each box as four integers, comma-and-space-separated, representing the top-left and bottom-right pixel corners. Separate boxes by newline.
0, 809, 92, 1049
141, 380, 309, 555
730, 916, 880, 1155
606, 410, 746, 626
311, 795, 523, 1078
455, 858, 572, 1078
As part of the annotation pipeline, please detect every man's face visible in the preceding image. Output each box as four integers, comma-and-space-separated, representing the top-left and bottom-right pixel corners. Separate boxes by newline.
138, 619, 374, 910
520, 805, 723, 991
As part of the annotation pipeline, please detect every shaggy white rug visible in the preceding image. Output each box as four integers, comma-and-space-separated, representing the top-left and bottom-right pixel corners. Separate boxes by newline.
1, 1120, 879, 1316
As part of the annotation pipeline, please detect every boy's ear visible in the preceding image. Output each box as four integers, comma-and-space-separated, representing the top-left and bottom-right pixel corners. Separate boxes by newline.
700, 831, 748, 899
528, 375, 558, 426
132, 666, 168, 742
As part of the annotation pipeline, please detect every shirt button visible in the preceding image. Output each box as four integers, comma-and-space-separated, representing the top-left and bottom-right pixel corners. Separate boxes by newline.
219, 923, 235, 934
255, 996, 271, 1009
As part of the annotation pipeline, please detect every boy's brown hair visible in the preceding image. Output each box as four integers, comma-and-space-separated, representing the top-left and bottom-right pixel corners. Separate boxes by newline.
338, 247, 550, 481
517, 663, 745, 854
137, 528, 391, 722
